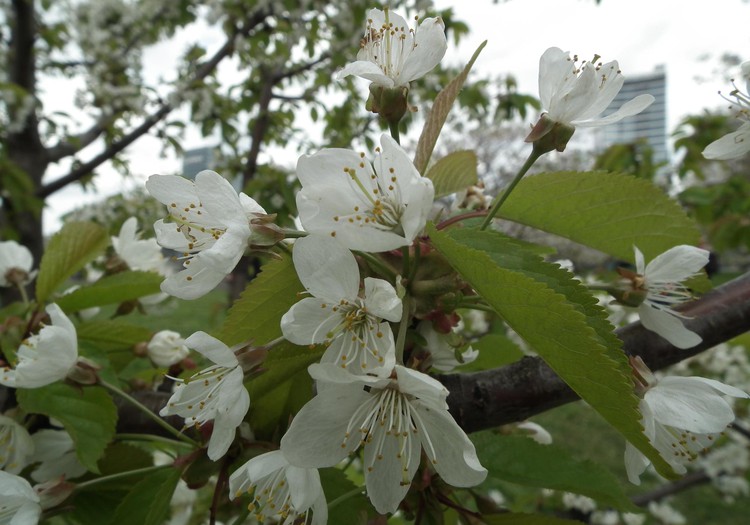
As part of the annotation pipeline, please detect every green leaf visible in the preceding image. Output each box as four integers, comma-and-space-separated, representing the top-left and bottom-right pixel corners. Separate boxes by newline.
428, 225, 675, 479
109, 467, 182, 525
17, 384, 117, 473
460, 333, 524, 371
36, 221, 109, 304
247, 341, 324, 438
77, 320, 152, 352
425, 150, 478, 198
219, 256, 303, 346
496, 171, 701, 263
472, 433, 638, 512
482, 514, 589, 525
414, 41, 486, 174
56, 271, 163, 313
321, 468, 371, 525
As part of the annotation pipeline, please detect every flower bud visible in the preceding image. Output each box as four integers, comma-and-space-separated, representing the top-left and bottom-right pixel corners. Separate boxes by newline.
147, 330, 189, 368
366, 84, 410, 125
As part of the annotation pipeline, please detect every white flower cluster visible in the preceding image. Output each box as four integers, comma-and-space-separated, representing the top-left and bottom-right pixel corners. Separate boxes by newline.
703, 60, 750, 160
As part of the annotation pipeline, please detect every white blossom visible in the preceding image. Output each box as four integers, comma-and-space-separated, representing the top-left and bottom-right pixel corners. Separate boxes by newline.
337, 8, 447, 88
0, 304, 78, 389
632, 245, 710, 349
0, 415, 34, 475
30, 429, 87, 483
417, 321, 478, 372
536, 47, 654, 128
0, 241, 34, 288
147, 330, 190, 368
229, 450, 326, 525
0, 471, 41, 525
281, 235, 401, 374
159, 332, 249, 460
703, 61, 750, 160
624, 357, 749, 484
280, 364, 487, 514
146, 170, 267, 300
647, 501, 685, 525
296, 134, 434, 252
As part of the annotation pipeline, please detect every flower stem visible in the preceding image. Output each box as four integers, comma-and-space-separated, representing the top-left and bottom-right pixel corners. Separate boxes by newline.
395, 295, 411, 365
355, 251, 398, 282
74, 465, 169, 492
99, 380, 198, 447
280, 228, 308, 239
389, 120, 401, 144
115, 433, 194, 449
328, 486, 365, 511
479, 149, 542, 230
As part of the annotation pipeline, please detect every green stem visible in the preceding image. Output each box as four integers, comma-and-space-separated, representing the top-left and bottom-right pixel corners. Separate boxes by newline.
401, 246, 411, 281
395, 295, 411, 365
328, 486, 365, 511
74, 465, 167, 492
480, 149, 542, 230
15, 281, 29, 305
389, 120, 401, 144
115, 433, 193, 449
280, 228, 308, 239
456, 302, 496, 313
100, 380, 198, 447
231, 508, 251, 525
355, 251, 398, 282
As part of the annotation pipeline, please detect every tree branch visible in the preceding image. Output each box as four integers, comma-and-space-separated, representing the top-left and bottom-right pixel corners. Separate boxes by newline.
37, 9, 270, 199
630, 470, 711, 507
45, 115, 113, 163
439, 271, 750, 433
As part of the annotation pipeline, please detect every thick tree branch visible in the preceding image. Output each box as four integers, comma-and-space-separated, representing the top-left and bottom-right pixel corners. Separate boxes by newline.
45, 116, 113, 163
630, 470, 711, 507
440, 271, 750, 433
37, 9, 270, 199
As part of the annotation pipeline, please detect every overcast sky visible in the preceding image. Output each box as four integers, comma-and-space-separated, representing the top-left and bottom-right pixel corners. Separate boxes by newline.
43, 0, 750, 234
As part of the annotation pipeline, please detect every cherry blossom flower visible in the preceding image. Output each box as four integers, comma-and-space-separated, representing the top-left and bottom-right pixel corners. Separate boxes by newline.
0, 471, 41, 524
0, 304, 78, 389
0, 414, 34, 474
337, 8, 447, 89
624, 357, 750, 484
30, 429, 87, 483
159, 331, 249, 460
229, 450, 326, 525
111, 217, 170, 275
526, 47, 654, 151
146, 330, 190, 368
703, 61, 750, 160
417, 320, 478, 372
146, 170, 267, 300
280, 364, 487, 514
630, 245, 710, 349
296, 134, 434, 252
281, 235, 401, 374
0, 241, 35, 288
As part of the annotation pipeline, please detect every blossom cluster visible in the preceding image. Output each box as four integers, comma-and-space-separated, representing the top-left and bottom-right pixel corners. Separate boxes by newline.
3, 6, 750, 525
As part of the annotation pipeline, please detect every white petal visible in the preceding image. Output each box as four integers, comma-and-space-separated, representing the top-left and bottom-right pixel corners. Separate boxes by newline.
280, 382, 368, 468
412, 403, 487, 487
574, 94, 654, 127
672, 376, 750, 399
396, 366, 449, 409
638, 305, 702, 349
239, 193, 266, 215
703, 122, 750, 160
281, 298, 343, 346
184, 332, 237, 368
574, 60, 624, 119
395, 16, 447, 85
363, 278, 402, 321
624, 442, 649, 485
145, 174, 198, 206
634, 245, 645, 275
307, 362, 389, 388
194, 170, 247, 228
646, 377, 745, 433
207, 367, 250, 460
292, 235, 359, 301
645, 245, 709, 283
538, 47, 573, 111
364, 427, 419, 514
336, 60, 393, 87
286, 463, 322, 512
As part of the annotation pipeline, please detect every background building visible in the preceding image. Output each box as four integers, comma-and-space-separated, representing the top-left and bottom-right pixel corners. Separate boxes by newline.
597, 66, 668, 164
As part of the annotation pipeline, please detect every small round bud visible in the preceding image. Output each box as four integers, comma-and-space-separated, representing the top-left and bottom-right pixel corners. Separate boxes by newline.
147, 330, 190, 368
